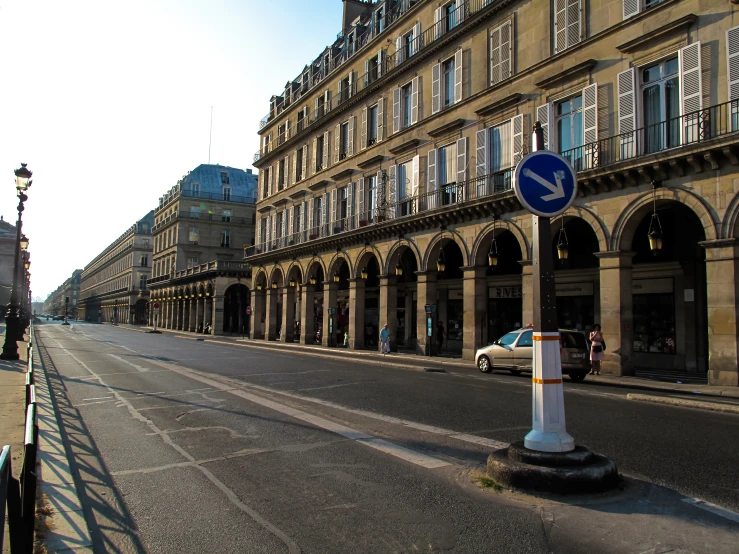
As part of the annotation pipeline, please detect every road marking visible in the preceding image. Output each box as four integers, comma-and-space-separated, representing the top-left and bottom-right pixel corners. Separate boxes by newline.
108, 353, 149, 372
45, 336, 301, 554
294, 381, 366, 392
681, 498, 739, 524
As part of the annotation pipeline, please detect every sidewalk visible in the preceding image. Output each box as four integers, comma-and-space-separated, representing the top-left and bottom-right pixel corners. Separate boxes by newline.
0, 324, 29, 480
116, 323, 739, 400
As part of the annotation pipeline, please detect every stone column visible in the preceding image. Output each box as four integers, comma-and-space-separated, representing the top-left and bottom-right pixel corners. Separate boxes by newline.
212, 295, 224, 336
265, 288, 278, 341
299, 283, 315, 345
463, 266, 487, 361
189, 298, 197, 332
377, 276, 396, 351
168, 300, 174, 329
196, 297, 204, 332
596, 251, 634, 376
204, 296, 213, 330
250, 290, 265, 339
173, 300, 180, 329
349, 278, 367, 350
183, 300, 190, 331
415, 271, 437, 355
701, 239, 739, 386
281, 286, 296, 342
322, 281, 338, 347
520, 260, 533, 328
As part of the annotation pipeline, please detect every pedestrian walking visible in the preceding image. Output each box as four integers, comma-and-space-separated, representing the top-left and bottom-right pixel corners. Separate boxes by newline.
589, 324, 605, 375
380, 323, 391, 354
436, 321, 445, 355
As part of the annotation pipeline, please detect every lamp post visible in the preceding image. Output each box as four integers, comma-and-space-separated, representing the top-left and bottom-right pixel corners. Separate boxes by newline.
62, 296, 70, 325
1, 164, 32, 360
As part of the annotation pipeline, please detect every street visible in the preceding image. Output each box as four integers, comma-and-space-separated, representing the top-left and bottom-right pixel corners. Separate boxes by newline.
35, 322, 739, 553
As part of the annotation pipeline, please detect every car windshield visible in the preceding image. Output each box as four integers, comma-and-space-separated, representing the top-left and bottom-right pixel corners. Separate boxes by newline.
497, 332, 519, 346
561, 331, 587, 349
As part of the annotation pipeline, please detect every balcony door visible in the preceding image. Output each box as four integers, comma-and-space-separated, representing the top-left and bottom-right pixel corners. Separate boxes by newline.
641, 57, 680, 154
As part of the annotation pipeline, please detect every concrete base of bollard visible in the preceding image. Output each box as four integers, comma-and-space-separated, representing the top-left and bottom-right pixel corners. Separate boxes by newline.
487, 441, 619, 494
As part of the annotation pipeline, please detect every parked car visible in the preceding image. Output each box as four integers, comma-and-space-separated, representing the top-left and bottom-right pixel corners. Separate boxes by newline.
475, 327, 591, 382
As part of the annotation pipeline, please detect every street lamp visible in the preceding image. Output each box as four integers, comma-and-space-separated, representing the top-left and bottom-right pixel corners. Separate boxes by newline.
1, 164, 32, 360
333, 272, 340, 283
648, 183, 663, 255
557, 218, 569, 262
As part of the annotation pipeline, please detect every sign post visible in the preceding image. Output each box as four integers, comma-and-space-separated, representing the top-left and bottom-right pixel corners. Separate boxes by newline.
153, 302, 160, 332
513, 128, 577, 453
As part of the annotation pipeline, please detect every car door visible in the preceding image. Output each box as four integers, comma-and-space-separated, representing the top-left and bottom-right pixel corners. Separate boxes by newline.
489, 331, 518, 366
513, 330, 534, 369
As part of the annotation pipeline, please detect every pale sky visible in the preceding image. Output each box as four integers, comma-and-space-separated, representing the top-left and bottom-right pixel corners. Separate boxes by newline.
0, 0, 343, 299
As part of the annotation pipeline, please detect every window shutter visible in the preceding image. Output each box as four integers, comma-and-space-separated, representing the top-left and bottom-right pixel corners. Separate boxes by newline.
256, 216, 261, 246
490, 26, 501, 86
377, 97, 385, 141
376, 170, 384, 217
427, 148, 437, 191
289, 206, 294, 236
271, 215, 276, 247
361, 107, 368, 150
378, 49, 385, 77
334, 123, 341, 163
617, 68, 636, 159
622, 0, 641, 20
365, 59, 370, 86
347, 182, 354, 228
315, 96, 320, 115
338, 78, 343, 100
432, 63, 441, 114
348, 71, 355, 97
291, 153, 297, 185
349, 116, 356, 156
458, 0, 466, 24
536, 103, 552, 151
308, 197, 314, 231
322, 192, 329, 229
324, 89, 331, 113
501, 21, 512, 82
396, 36, 404, 67
434, 7, 442, 39
679, 42, 703, 115
728, 27, 739, 131
265, 215, 272, 248
311, 137, 317, 174
387, 164, 397, 219
358, 177, 365, 219
323, 131, 330, 168
302, 144, 308, 179
555, 0, 567, 53
454, 49, 463, 103
512, 114, 525, 166
413, 23, 422, 55
582, 84, 598, 169
456, 137, 467, 201
412, 155, 420, 214
393, 87, 401, 133
269, 163, 275, 195
476, 128, 487, 178
301, 200, 307, 234
331, 188, 337, 231
567, 0, 582, 49
411, 76, 419, 124
283, 210, 288, 240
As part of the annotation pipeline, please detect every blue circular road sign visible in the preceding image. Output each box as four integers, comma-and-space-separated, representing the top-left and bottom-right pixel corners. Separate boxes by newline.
513, 151, 578, 218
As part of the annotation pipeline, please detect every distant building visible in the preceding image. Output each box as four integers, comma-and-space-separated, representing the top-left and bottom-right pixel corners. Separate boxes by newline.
77, 211, 154, 323
44, 270, 82, 317
0, 215, 18, 310
148, 164, 257, 334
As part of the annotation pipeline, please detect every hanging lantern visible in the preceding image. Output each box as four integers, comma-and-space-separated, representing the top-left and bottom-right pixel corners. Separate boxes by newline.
333, 272, 340, 283
488, 238, 499, 267
256, 283, 263, 291
437, 248, 446, 273
361, 266, 368, 280
309, 275, 317, 285
289, 278, 296, 287
271, 281, 278, 289
557, 226, 569, 261
395, 263, 403, 276
648, 215, 663, 254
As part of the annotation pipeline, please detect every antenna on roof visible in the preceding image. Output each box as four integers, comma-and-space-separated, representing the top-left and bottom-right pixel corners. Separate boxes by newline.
208, 105, 213, 164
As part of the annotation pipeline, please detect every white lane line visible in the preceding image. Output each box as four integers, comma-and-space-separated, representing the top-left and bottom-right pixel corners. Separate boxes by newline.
82, 396, 115, 401
294, 381, 366, 392
682, 498, 739, 524
108, 353, 149, 372
47, 336, 301, 554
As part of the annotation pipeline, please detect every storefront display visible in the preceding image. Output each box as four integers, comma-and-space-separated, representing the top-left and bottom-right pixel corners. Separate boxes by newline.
632, 279, 676, 354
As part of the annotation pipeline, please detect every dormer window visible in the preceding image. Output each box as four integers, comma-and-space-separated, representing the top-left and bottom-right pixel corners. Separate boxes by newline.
191, 182, 201, 195
220, 171, 229, 185
223, 186, 231, 201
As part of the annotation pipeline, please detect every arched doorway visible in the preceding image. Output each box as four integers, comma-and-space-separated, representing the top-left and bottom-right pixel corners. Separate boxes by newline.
356, 250, 381, 350
133, 298, 148, 325
388, 244, 420, 350
551, 217, 600, 332
252, 272, 268, 339
284, 265, 303, 342
624, 201, 708, 377
267, 268, 284, 341
326, 257, 350, 347
429, 235, 466, 355
224, 283, 250, 335
304, 260, 325, 344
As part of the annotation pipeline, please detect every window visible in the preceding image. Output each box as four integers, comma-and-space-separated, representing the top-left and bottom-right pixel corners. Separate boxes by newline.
190, 205, 200, 218
486, 120, 513, 193
188, 226, 199, 244
397, 161, 413, 216
624, 0, 664, 20
443, 57, 455, 108
367, 55, 379, 84
187, 257, 199, 269
338, 187, 348, 227
263, 167, 270, 198
556, 95, 584, 169
278, 123, 286, 144
641, 57, 680, 154
296, 148, 304, 181
222, 210, 232, 222
317, 94, 326, 119
140, 255, 148, 267
314, 197, 323, 231
402, 83, 412, 128
220, 171, 229, 185
554, 0, 581, 53
340, 122, 349, 160
316, 135, 325, 170
375, 6, 385, 34
404, 31, 414, 61
278, 159, 286, 190
223, 186, 231, 201
437, 142, 458, 204
259, 218, 267, 245
339, 75, 351, 103
490, 21, 512, 86
191, 182, 201, 195
143, 239, 149, 248
167, 229, 172, 248
220, 230, 230, 247
367, 175, 377, 222
139, 274, 147, 290
368, 104, 378, 145
445, 2, 458, 32
517, 331, 534, 348
294, 204, 302, 234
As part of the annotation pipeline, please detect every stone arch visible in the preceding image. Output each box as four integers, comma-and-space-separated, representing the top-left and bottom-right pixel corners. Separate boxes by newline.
423, 229, 470, 271
326, 252, 352, 279
354, 245, 383, 278
304, 257, 326, 283
253, 269, 268, 288
268, 265, 285, 286
721, 189, 739, 239
612, 188, 719, 251
386, 238, 423, 275
471, 219, 530, 266
285, 261, 303, 284
558, 205, 609, 253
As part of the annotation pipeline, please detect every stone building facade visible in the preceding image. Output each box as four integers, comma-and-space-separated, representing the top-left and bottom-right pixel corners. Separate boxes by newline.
77, 212, 154, 323
0, 216, 18, 310
245, 0, 739, 387
148, 164, 257, 333
44, 270, 82, 318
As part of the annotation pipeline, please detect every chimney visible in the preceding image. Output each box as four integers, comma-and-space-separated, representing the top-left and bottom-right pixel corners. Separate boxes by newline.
342, 0, 371, 33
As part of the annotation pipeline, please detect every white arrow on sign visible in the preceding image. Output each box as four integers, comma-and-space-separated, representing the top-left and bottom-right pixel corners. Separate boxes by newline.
522, 168, 566, 201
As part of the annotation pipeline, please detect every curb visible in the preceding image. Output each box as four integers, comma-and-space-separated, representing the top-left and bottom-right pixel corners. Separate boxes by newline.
32, 327, 94, 552
626, 393, 739, 415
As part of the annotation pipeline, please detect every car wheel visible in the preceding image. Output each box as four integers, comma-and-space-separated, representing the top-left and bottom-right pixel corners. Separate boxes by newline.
569, 372, 587, 382
478, 356, 492, 373
509, 368, 522, 376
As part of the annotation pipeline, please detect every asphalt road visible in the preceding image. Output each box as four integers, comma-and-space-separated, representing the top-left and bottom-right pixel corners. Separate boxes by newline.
35, 321, 739, 553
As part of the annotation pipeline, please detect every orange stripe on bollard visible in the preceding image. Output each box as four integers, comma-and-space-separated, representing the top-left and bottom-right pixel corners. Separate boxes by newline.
532, 335, 560, 341
532, 378, 562, 384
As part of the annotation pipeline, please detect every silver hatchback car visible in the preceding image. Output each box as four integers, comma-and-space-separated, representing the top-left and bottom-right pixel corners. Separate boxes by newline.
475, 327, 591, 382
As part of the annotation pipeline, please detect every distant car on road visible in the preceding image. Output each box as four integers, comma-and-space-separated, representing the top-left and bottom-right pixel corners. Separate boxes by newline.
52, 315, 63, 321
475, 327, 591, 382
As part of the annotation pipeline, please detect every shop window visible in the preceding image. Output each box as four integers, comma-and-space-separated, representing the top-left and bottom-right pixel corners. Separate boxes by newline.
447, 299, 464, 341
633, 292, 676, 354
